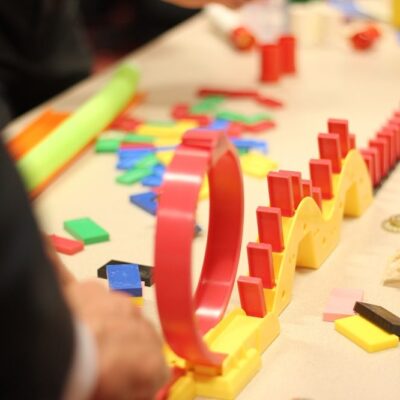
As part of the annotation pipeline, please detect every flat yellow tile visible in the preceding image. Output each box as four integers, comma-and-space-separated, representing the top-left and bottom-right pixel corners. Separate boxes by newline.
335, 315, 399, 352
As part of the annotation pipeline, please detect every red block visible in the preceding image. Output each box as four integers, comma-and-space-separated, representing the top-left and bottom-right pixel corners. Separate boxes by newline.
369, 138, 389, 177
171, 103, 190, 119
328, 119, 350, 157
312, 187, 322, 209
247, 242, 275, 289
301, 179, 312, 197
279, 34, 296, 74
256, 206, 284, 252
241, 120, 276, 133
387, 118, 400, 160
279, 170, 303, 208
309, 159, 333, 200
49, 234, 84, 255
359, 151, 374, 185
197, 88, 258, 99
349, 134, 356, 150
237, 276, 267, 318
120, 143, 154, 150
318, 133, 342, 173
260, 43, 281, 83
377, 129, 396, 168
256, 94, 284, 108
267, 172, 295, 217
360, 147, 381, 186
109, 116, 142, 131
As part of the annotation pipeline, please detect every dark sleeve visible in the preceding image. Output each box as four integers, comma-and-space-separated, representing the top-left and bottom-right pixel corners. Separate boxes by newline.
0, 139, 75, 399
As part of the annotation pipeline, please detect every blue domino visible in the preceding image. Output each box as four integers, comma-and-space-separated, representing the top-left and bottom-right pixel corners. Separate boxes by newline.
141, 174, 163, 187
205, 119, 230, 130
106, 263, 142, 297
129, 192, 158, 215
231, 138, 268, 154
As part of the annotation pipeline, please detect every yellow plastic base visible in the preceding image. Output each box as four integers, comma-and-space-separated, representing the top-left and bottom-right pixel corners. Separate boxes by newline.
335, 315, 399, 352
393, 0, 400, 28
166, 149, 373, 399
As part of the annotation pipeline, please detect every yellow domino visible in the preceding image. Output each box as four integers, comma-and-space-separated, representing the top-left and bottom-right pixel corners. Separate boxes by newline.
131, 297, 144, 307
157, 150, 175, 166
240, 152, 278, 178
335, 315, 399, 352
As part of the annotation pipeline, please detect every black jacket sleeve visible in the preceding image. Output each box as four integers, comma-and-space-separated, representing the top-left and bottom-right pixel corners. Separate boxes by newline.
0, 139, 75, 399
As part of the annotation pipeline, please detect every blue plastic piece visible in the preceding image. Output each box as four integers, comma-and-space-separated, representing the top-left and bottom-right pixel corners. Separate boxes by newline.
118, 149, 152, 159
129, 192, 158, 215
106, 263, 142, 297
231, 138, 268, 154
142, 174, 163, 187
152, 164, 166, 177
206, 119, 230, 130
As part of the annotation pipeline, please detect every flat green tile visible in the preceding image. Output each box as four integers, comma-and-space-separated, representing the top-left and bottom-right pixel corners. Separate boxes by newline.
95, 138, 121, 153
64, 217, 110, 244
124, 134, 155, 143
135, 154, 159, 169
116, 167, 153, 185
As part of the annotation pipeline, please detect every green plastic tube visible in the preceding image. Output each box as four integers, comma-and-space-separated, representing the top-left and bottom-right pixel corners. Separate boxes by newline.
17, 63, 140, 192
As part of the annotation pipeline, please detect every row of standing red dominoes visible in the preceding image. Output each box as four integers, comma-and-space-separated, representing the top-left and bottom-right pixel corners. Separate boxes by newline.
237, 112, 400, 318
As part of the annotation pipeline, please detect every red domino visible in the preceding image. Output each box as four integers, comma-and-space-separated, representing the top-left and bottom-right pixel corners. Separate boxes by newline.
349, 134, 356, 150
256, 206, 284, 252
49, 234, 84, 255
247, 242, 275, 289
387, 119, 400, 160
267, 172, 295, 217
309, 159, 333, 200
256, 94, 284, 108
360, 147, 381, 186
240, 120, 276, 133
109, 116, 142, 131
318, 133, 342, 173
377, 129, 396, 168
237, 276, 267, 318
328, 119, 350, 157
359, 151, 374, 185
279, 34, 296, 74
279, 170, 303, 208
120, 143, 154, 149
301, 179, 312, 197
312, 187, 322, 209
197, 88, 258, 98
171, 103, 190, 119
369, 138, 389, 177
260, 43, 281, 83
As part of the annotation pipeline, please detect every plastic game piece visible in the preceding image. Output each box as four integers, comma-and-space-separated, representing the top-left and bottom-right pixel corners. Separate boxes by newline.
142, 174, 163, 187
369, 138, 389, 177
109, 115, 141, 131
260, 43, 281, 83
301, 179, 312, 197
267, 172, 295, 217
247, 242, 275, 288
132, 296, 144, 306
318, 133, 342, 173
240, 153, 278, 178
157, 151, 175, 166
279, 34, 296, 74
107, 263, 142, 297
49, 234, 84, 255
309, 159, 333, 199
64, 217, 110, 244
349, 134, 356, 150
354, 302, 400, 337
350, 26, 380, 51
255, 94, 284, 108
129, 192, 158, 215
323, 288, 363, 322
95, 138, 121, 153
116, 167, 153, 185
155, 129, 244, 367
311, 186, 322, 209
197, 88, 258, 99
231, 138, 268, 153
279, 170, 303, 208
359, 151, 374, 185
119, 142, 155, 150
98, 259, 154, 287
335, 315, 399, 352
17, 64, 140, 195
328, 118, 350, 157
256, 207, 284, 252
190, 96, 225, 114
123, 134, 155, 143
134, 153, 159, 169
360, 147, 381, 186
237, 276, 267, 318
377, 130, 397, 168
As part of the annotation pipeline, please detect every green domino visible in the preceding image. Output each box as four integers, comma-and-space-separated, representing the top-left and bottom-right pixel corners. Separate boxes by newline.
124, 134, 155, 143
64, 217, 110, 244
190, 96, 225, 114
116, 167, 153, 185
215, 110, 247, 123
241, 113, 273, 124
95, 138, 122, 153
135, 153, 159, 169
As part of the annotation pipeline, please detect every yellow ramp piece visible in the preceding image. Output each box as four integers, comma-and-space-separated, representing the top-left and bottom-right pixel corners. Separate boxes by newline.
335, 315, 399, 352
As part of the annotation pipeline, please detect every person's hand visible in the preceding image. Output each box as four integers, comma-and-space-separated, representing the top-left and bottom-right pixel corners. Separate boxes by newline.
164, 0, 252, 9
66, 281, 170, 400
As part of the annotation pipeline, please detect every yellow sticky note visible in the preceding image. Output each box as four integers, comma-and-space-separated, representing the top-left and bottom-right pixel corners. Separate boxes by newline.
335, 315, 399, 352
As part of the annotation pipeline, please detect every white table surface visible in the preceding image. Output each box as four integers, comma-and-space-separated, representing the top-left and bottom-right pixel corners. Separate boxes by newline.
6, 13, 400, 400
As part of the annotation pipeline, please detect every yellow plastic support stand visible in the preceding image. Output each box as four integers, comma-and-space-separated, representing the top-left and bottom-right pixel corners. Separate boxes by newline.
166, 149, 373, 399
393, 0, 400, 28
